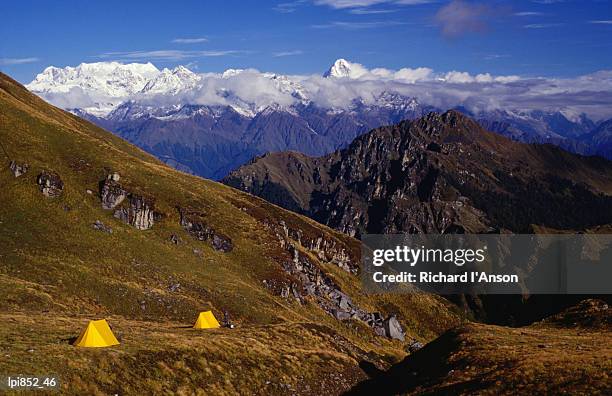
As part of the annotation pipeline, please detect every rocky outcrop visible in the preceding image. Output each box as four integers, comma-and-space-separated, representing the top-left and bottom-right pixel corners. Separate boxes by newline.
92, 220, 112, 233
100, 173, 126, 209
273, 221, 404, 341
406, 340, 424, 353
279, 221, 357, 274
37, 171, 64, 197
178, 208, 233, 252
98, 173, 157, 230
114, 195, 155, 230
538, 299, 611, 329
383, 316, 405, 341
9, 161, 29, 177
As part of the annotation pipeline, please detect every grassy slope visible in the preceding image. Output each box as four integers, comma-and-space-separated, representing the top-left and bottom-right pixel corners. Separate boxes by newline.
0, 73, 461, 394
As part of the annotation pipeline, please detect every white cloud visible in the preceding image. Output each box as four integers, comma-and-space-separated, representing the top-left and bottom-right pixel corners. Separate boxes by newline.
97, 50, 247, 61
364, 65, 433, 82
393, 67, 434, 82
441, 71, 520, 83
589, 20, 612, 25
484, 54, 511, 61
348, 8, 398, 14
273, 0, 308, 13
0, 57, 40, 65
514, 11, 543, 16
272, 50, 304, 57
311, 20, 407, 29
166, 69, 298, 110
39, 86, 100, 110
524, 23, 564, 29
171, 38, 209, 44
313, 0, 434, 8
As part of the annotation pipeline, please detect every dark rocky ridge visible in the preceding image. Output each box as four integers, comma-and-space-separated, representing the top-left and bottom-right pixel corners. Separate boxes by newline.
224, 111, 612, 324
224, 111, 612, 237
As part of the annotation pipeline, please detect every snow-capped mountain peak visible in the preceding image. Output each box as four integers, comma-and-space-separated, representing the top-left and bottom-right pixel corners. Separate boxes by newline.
323, 58, 367, 79
139, 65, 200, 95
26, 61, 162, 116
27, 61, 159, 96
221, 69, 245, 78
375, 91, 419, 109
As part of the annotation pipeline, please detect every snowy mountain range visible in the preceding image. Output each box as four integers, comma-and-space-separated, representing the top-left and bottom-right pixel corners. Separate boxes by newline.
27, 62, 160, 116
26, 59, 612, 179
27, 60, 311, 117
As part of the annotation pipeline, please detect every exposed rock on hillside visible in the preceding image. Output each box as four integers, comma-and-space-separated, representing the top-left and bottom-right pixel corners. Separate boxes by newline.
9, 161, 29, 177
384, 316, 405, 341
113, 195, 155, 230
98, 173, 157, 230
406, 340, 424, 353
169, 233, 182, 244
178, 208, 233, 252
279, 220, 357, 274
271, 219, 405, 341
37, 171, 64, 197
100, 174, 127, 209
92, 220, 112, 233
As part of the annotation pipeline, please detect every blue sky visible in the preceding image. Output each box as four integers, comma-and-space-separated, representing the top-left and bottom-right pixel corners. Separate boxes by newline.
1, 0, 611, 83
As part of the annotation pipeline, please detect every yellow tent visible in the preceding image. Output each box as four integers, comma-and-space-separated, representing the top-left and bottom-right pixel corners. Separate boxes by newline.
73, 319, 120, 347
193, 311, 220, 329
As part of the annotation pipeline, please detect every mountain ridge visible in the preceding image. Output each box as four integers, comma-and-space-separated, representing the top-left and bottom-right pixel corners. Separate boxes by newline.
224, 110, 612, 236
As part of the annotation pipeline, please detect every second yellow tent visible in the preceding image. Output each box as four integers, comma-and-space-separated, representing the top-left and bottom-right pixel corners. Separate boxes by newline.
193, 311, 220, 329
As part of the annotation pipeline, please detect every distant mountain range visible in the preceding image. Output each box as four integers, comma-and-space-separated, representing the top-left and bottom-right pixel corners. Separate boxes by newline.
26, 59, 612, 179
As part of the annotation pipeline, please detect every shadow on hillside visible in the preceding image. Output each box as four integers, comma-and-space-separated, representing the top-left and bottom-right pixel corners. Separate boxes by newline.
224, 177, 306, 215
344, 331, 493, 395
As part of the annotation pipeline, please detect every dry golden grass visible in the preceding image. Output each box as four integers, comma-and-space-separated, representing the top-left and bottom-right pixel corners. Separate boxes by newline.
0, 313, 372, 395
